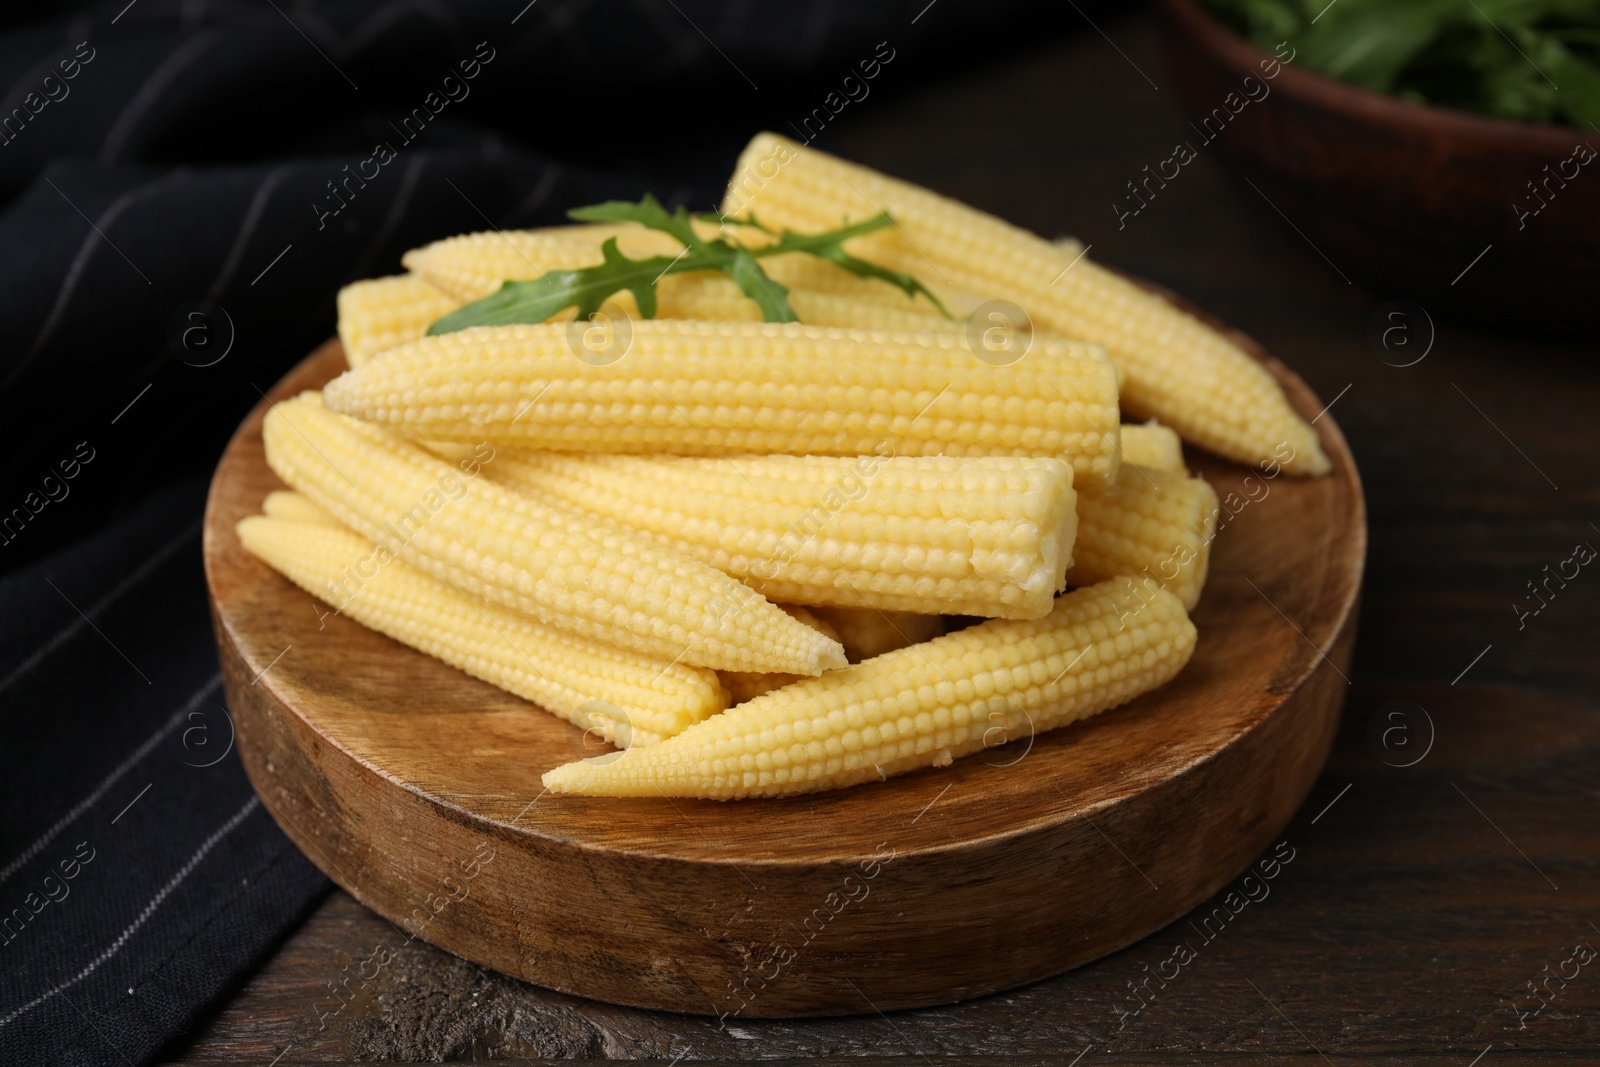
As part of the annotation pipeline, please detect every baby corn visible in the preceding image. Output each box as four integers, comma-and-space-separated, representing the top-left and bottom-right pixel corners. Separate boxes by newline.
238, 516, 727, 745
1119, 422, 1185, 473
322, 320, 1122, 489
719, 606, 840, 706
805, 605, 944, 663
488, 451, 1076, 618
665, 273, 952, 331
719, 671, 795, 707
405, 225, 796, 327
261, 490, 340, 526
1069, 465, 1220, 611
542, 578, 1197, 799
403, 226, 680, 302
721, 133, 1329, 475
405, 225, 952, 330
262, 393, 845, 675
337, 274, 461, 367
720, 607, 947, 699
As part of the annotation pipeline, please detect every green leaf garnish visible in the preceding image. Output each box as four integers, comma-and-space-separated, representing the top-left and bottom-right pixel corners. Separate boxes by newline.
572, 195, 703, 248
769, 215, 946, 308
726, 246, 797, 322
427, 194, 948, 335
1198, 0, 1600, 128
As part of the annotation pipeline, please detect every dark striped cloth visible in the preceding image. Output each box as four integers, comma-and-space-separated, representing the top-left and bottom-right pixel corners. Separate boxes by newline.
0, 2, 1068, 1063
0, 478, 327, 1064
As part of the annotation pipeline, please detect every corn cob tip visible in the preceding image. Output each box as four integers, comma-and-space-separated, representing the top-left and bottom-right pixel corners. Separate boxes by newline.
540, 578, 1196, 799
798, 634, 849, 675
807, 606, 946, 663
265, 390, 846, 675
318, 371, 359, 415
236, 513, 730, 742
542, 751, 641, 796
236, 513, 267, 546
717, 605, 847, 704
769, 604, 849, 673
1250, 426, 1330, 477
727, 133, 1332, 480
261, 489, 340, 526
1287, 437, 1332, 477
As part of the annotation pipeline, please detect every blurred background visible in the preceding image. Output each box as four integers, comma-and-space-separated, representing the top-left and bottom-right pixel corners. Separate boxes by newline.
1, 2, 1596, 1064
0, 0, 1085, 571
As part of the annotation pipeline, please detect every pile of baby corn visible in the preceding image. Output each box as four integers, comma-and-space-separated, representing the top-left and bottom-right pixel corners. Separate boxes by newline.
240, 133, 1329, 801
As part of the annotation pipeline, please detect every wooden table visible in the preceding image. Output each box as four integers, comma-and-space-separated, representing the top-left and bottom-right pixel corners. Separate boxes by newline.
167, 8, 1600, 1064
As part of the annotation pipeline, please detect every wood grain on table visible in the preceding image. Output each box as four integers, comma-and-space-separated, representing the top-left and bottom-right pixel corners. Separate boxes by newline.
166, 8, 1600, 1064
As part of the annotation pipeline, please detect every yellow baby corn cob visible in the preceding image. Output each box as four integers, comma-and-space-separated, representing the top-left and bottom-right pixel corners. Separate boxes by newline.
487, 451, 1078, 618
666, 274, 953, 331
640, 220, 966, 319
756, 253, 982, 316
400, 229, 608, 302
719, 671, 793, 707
1119, 422, 1185, 473
261, 490, 340, 526
719, 606, 841, 706
262, 393, 845, 675
721, 133, 1330, 476
405, 222, 901, 302
805, 606, 945, 663
323, 321, 1122, 488
542, 578, 1197, 799
403, 225, 952, 330
778, 605, 842, 643
1068, 465, 1220, 611
337, 274, 461, 367
237, 515, 727, 745
743, 259, 1131, 392
402, 226, 682, 301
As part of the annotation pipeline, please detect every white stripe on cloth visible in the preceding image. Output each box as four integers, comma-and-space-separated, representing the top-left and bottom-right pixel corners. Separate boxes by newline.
0, 794, 262, 1029
0, 672, 222, 886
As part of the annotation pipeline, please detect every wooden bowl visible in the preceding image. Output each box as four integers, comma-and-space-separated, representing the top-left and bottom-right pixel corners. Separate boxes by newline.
204, 336, 1365, 1017
1157, 0, 1600, 336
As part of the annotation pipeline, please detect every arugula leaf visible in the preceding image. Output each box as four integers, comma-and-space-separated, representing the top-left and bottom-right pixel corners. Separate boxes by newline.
726, 247, 797, 322
427, 240, 677, 334
428, 197, 948, 335
572, 193, 703, 249
770, 216, 951, 316
1198, 0, 1600, 126
696, 211, 776, 234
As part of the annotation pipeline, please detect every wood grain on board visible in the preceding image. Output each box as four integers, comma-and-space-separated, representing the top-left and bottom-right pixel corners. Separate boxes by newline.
201, 318, 1359, 1015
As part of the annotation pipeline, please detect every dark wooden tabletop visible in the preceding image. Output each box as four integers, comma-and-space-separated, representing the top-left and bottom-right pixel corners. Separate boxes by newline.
166, 6, 1600, 1064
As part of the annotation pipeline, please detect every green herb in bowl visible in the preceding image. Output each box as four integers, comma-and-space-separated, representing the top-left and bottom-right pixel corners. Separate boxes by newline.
1198, 0, 1600, 127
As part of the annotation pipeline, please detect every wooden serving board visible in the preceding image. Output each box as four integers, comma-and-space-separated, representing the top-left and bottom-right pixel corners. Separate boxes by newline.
204, 335, 1364, 1018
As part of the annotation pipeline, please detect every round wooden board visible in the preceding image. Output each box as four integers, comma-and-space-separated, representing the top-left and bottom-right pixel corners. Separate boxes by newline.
204, 334, 1365, 1018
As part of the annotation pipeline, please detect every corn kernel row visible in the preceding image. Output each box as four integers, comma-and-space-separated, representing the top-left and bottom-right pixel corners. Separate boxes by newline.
262, 392, 845, 675
542, 578, 1197, 799
1119, 422, 1185, 473
322, 320, 1123, 490
336, 274, 461, 367
239, 512, 728, 744
721, 133, 1330, 475
1068, 464, 1219, 611
718, 606, 841, 706
486, 451, 1078, 619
